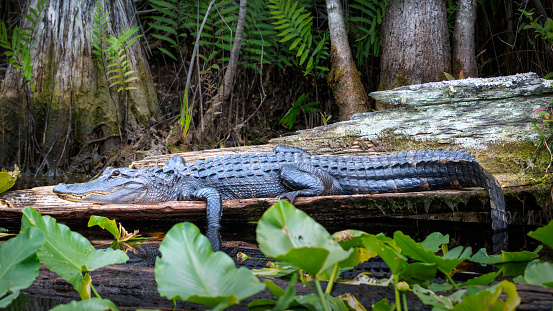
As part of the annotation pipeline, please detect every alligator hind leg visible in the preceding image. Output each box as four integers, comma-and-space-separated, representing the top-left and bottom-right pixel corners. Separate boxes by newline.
278, 164, 343, 202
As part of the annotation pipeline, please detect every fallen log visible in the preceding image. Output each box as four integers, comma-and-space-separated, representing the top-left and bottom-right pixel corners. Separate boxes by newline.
0, 184, 550, 227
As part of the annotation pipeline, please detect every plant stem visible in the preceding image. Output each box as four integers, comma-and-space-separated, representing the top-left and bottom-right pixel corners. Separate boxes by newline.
402, 292, 408, 311
439, 268, 457, 288
325, 263, 339, 295
91, 284, 101, 299
394, 275, 401, 311
314, 278, 330, 311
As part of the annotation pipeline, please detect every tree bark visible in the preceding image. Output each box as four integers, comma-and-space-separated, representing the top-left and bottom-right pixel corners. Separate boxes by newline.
379, 0, 451, 90
452, 0, 477, 78
326, 0, 370, 120
0, 0, 157, 170
199, 0, 247, 137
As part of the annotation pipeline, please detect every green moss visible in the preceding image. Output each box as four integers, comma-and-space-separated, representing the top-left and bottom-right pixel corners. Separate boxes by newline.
378, 71, 412, 91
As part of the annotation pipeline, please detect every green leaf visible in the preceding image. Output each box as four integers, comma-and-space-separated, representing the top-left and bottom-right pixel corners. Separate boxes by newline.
413, 284, 466, 310
21, 207, 129, 299
394, 231, 468, 273
524, 260, 553, 288
157, 47, 177, 60
88, 216, 120, 240
528, 219, 553, 249
257, 201, 352, 276
0, 228, 43, 308
458, 270, 502, 287
452, 281, 520, 310
420, 232, 449, 252
155, 222, 265, 310
0, 165, 20, 193
49, 298, 119, 311
444, 72, 455, 80
365, 234, 407, 276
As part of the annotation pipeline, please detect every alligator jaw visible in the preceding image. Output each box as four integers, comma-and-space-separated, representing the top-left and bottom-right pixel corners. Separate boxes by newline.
55, 189, 122, 203
53, 183, 126, 203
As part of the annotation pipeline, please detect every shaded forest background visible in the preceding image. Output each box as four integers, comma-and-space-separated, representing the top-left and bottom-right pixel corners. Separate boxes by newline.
0, 0, 552, 175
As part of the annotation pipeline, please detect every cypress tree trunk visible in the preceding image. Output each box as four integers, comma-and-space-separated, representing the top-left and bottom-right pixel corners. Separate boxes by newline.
379, 0, 450, 90
0, 0, 157, 171
452, 0, 477, 78
326, 0, 370, 120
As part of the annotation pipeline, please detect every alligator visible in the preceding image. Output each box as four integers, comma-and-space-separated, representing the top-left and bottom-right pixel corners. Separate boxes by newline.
53, 145, 507, 251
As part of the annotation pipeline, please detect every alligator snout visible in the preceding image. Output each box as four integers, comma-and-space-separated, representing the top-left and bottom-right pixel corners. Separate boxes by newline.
53, 183, 69, 194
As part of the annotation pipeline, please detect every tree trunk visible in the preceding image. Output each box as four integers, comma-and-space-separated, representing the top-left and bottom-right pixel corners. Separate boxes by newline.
326, 0, 370, 120
0, 0, 157, 171
379, 0, 450, 90
199, 0, 247, 138
452, 0, 477, 78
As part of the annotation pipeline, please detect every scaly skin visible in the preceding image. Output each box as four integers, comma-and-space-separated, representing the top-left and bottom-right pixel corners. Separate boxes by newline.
54, 145, 507, 251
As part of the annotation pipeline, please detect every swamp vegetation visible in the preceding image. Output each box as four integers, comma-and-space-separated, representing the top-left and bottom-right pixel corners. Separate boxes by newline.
1, 201, 553, 310
2, 0, 553, 310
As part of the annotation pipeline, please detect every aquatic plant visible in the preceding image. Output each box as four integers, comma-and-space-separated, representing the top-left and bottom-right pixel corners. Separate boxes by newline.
6, 204, 553, 309
0, 165, 20, 194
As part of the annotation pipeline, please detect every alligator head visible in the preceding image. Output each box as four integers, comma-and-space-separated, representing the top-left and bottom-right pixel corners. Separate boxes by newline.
53, 156, 189, 204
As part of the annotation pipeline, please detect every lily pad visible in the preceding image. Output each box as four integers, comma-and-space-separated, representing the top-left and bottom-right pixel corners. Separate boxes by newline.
0, 165, 19, 194
155, 222, 264, 311
257, 200, 352, 277
0, 228, 43, 308
21, 207, 129, 299
528, 219, 553, 249
49, 298, 119, 311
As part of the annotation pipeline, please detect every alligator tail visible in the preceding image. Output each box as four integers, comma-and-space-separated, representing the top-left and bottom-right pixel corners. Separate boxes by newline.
482, 168, 507, 232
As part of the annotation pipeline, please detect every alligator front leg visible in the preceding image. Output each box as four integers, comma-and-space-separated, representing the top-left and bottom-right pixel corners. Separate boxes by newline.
278, 164, 344, 202
190, 187, 223, 252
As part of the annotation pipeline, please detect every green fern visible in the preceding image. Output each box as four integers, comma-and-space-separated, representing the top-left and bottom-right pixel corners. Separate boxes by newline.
0, 0, 47, 91
268, 0, 328, 75
104, 27, 142, 93
347, 0, 388, 64
92, 1, 109, 70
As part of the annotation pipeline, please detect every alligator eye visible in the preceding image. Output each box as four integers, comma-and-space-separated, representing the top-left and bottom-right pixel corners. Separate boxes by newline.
111, 170, 120, 177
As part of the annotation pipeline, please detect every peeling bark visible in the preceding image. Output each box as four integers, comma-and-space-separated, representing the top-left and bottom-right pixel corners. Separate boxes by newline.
325, 0, 370, 120
0, 0, 157, 170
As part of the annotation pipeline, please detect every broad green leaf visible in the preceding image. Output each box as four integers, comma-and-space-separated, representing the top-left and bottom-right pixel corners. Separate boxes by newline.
365, 234, 407, 276
0, 165, 19, 193
413, 284, 466, 310
452, 281, 520, 311
470, 248, 501, 264
420, 232, 449, 252
394, 231, 468, 273
49, 298, 119, 311
88, 215, 120, 239
21, 207, 129, 299
470, 248, 538, 264
458, 270, 502, 287
372, 298, 395, 311
155, 222, 264, 310
528, 219, 553, 249
0, 228, 43, 308
257, 201, 352, 276
523, 260, 553, 288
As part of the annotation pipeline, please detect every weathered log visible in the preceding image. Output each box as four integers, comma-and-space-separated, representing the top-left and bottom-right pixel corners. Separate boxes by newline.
0, 184, 550, 227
